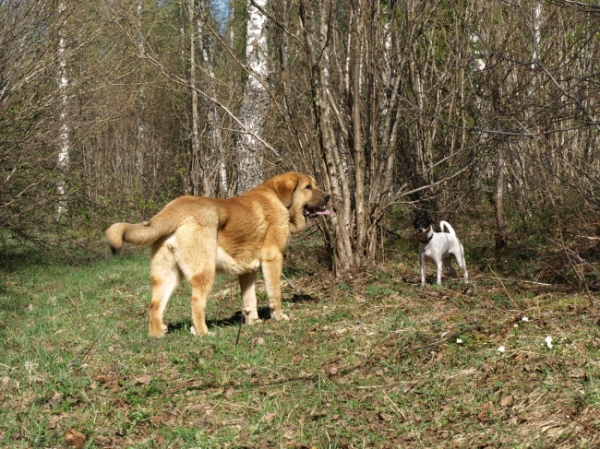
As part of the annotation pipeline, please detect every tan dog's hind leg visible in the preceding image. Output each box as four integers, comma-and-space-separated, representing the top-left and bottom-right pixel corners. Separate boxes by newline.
239, 271, 260, 325
262, 254, 288, 321
149, 240, 182, 337
176, 224, 217, 337
189, 270, 215, 336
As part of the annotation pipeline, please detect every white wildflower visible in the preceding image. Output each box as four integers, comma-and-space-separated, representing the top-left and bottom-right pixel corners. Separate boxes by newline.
521, 317, 529, 322
545, 336, 553, 349
24, 361, 37, 374
456, 338, 463, 344
498, 346, 505, 353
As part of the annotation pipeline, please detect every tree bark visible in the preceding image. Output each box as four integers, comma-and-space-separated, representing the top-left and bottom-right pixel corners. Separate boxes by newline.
57, 1, 70, 219
135, 2, 146, 187
236, 0, 270, 194
350, 2, 367, 264
491, 58, 509, 250
299, 0, 354, 273
197, 0, 227, 196
185, 0, 204, 196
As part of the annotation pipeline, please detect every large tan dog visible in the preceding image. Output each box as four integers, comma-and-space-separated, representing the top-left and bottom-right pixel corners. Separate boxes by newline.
106, 172, 330, 337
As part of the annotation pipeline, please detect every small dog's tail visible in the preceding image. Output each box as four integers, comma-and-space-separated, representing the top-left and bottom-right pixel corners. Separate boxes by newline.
105, 219, 175, 255
439, 220, 456, 236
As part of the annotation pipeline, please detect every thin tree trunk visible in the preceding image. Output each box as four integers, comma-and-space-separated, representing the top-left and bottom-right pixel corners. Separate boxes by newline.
532, 1, 541, 68
495, 141, 508, 249
186, 0, 204, 196
136, 2, 146, 187
197, 0, 227, 196
491, 59, 509, 250
57, 1, 70, 218
236, 0, 270, 194
350, 2, 366, 263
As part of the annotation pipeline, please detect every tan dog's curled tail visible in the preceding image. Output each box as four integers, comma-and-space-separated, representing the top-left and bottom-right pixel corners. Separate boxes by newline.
105, 220, 172, 254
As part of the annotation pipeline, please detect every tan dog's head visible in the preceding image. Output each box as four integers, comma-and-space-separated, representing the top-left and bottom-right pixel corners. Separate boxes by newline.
266, 172, 330, 233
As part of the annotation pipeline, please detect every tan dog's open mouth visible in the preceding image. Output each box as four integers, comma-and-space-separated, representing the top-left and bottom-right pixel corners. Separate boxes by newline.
303, 204, 330, 217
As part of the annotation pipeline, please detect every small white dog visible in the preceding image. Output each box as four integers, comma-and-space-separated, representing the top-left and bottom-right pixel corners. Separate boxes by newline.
413, 217, 468, 287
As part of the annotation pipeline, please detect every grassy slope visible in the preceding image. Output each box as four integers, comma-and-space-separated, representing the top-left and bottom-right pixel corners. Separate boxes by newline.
1, 233, 599, 448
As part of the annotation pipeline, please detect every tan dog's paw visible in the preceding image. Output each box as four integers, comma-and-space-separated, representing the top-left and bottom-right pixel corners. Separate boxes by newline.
243, 308, 260, 325
190, 326, 214, 336
149, 323, 168, 337
271, 310, 289, 321
245, 316, 262, 326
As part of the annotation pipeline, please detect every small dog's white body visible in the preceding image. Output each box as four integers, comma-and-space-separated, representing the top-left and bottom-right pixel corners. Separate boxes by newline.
414, 219, 468, 287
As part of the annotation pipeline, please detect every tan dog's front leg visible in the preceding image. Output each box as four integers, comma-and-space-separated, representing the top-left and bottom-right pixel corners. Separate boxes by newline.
262, 254, 289, 321
239, 271, 260, 324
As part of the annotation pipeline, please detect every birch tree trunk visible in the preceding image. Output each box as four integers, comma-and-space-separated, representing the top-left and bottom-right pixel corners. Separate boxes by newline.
532, 2, 542, 68
185, 0, 204, 196
136, 2, 146, 186
197, 0, 227, 196
57, 1, 70, 219
236, 0, 270, 194
491, 56, 509, 250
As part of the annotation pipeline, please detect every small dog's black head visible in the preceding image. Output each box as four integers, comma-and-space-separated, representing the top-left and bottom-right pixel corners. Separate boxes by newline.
413, 216, 432, 241
413, 216, 431, 233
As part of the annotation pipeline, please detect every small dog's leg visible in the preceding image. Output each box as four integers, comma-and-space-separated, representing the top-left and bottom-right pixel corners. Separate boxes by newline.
436, 259, 443, 285
458, 260, 469, 284
456, 245, 469, 284
420, 254, 427, 287
444, 256, 457, 278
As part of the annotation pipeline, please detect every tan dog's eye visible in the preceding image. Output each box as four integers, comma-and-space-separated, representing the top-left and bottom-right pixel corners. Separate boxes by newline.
305, 185, 312, 190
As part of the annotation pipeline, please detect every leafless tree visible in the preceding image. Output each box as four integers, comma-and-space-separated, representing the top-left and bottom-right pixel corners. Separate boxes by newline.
2, 0, 600, 280
235, 0, 271, 194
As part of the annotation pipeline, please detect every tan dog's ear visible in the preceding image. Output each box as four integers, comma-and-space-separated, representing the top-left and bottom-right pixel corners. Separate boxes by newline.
271, 174, 299, 207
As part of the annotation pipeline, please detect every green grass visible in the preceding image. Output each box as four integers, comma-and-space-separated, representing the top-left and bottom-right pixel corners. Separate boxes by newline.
1, 238, 600, 448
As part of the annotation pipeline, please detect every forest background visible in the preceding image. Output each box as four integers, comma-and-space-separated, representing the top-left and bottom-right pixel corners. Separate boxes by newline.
3, 1, 600, 447
1, 0, 599, 282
